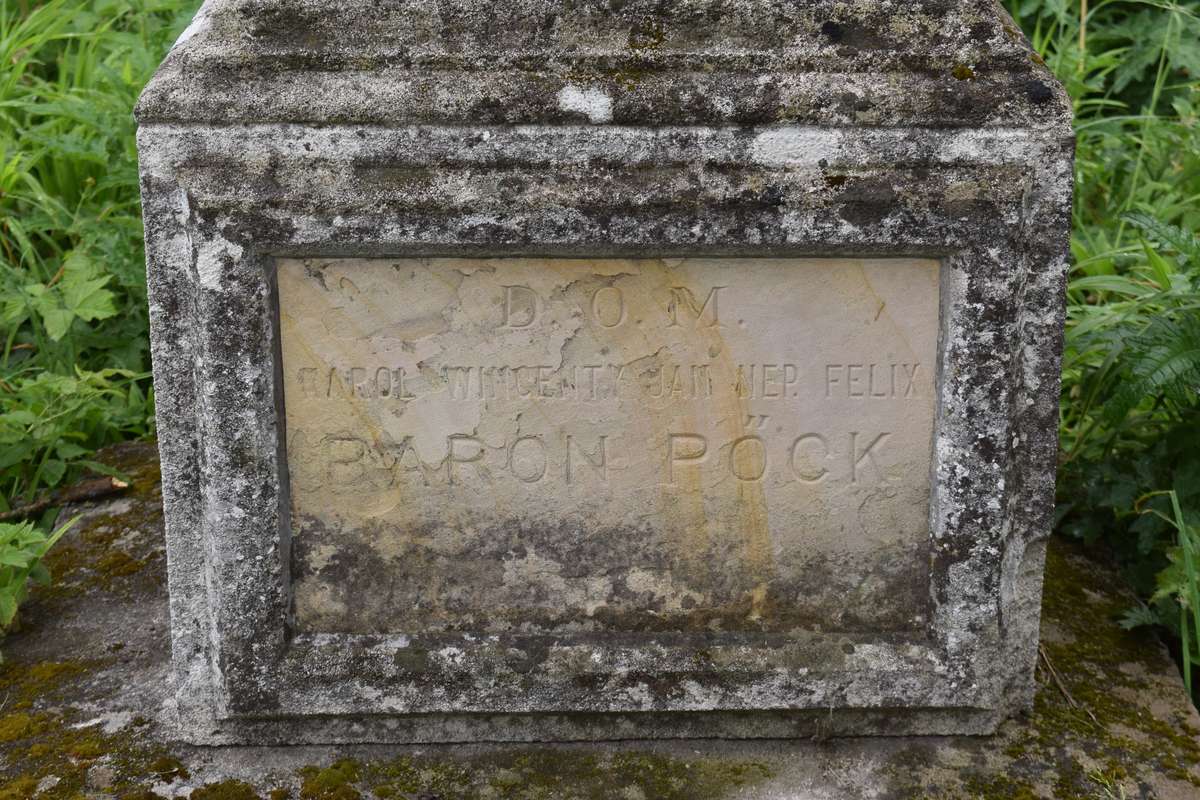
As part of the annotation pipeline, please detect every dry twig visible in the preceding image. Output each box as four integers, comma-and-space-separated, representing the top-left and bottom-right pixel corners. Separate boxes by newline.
1039, 643, 1100, 725
0, 476, 129, 523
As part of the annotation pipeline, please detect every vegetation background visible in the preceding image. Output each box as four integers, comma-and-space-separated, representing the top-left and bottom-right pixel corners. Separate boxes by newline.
0, 0, 1198, 702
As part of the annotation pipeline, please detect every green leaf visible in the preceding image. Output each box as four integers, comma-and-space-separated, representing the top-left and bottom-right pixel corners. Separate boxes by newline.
1100, 312, 1200, 427
40, 307, 75, 341
1119, 604, 1159, 630
1122, 212, 1200, 265
1142, 242, 1174, 291
39, 458, 66, 488
43, 515, 80, 551
55, 442, 88, 460
28, 562, 50, 586
3, 410, 38, 428
0, 293, 29, 326
62, 276, 116, 322
0, 550, 31, 568
0, 594, 17, 629
75, 460, 129, 482
1070, 275, 1155, 297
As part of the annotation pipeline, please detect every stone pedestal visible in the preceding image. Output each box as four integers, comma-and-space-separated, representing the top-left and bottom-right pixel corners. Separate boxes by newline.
136, 0, 1074, 743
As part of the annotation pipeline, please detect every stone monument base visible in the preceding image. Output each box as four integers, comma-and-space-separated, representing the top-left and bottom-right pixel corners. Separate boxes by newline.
0, 442, 1197, 799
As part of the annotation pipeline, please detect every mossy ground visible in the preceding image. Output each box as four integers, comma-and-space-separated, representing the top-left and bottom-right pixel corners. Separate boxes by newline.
34, 441, 164, 603
883, 540, 1200, 798
1021, 543, 1200, 795
1, 445, 1197, 799
0, 655, 183, 798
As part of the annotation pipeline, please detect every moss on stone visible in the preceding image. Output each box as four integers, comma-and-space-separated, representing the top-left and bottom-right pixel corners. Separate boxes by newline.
299, 759, 361, 799
355, 749, 773, 800
0, 712, 39, 743
0, 656, 199, 799
962, 773, 1040, 799
1024, 542, 1199, 793
1023, 543, 1200, 792
94, 549, 149, 579
0, 660, 87, 707
66, 734, 106, 759
4, 447, 1197, 799
192, 779, 262, 800
0, 776, 39, 800
149, 754, 189, 782
626, 17, 665, 51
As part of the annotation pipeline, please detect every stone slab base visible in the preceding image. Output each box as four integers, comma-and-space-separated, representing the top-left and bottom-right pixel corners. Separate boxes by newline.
0, 441, 1197, 799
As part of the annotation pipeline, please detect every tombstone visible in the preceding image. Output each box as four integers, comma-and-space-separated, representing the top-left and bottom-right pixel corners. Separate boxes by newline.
136, 0, 1073, 743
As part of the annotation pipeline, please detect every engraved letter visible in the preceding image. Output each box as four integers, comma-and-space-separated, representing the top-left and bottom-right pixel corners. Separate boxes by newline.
502, 285, 538, 328
729, 435, 767, 482
783, 363, 799, 398
667, 286, 725, 328
375, 366, 392, 397
445, 366, 473, 400
572, 364, 598, 401
350, 367, 369, 398
761, 364, 780, 398
850, 432, 891, 484
901, 363, 921, 398
327, 435, 366, 485
537, 365, 555, 398
667, 433, 708, 483
508, 436, 548, 483
735, 364, 755, 399
591, 286, 626, 328
447, 434, 487, 485
392, 367, 415, 400
297, 367, 319, 398
382, 436, 444, 487
825, 365, 842, 398
869, 364, 888, 397
789, 434, 829, 483
566, 435, 608, 483
847, 364, 865, 397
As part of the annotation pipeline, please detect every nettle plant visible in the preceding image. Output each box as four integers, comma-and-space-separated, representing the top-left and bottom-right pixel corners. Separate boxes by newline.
0, 516, 77, 658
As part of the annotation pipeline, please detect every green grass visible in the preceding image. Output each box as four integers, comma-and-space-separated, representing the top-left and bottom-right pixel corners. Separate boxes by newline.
0, 0, 1198, 703
0, 0, 198, 516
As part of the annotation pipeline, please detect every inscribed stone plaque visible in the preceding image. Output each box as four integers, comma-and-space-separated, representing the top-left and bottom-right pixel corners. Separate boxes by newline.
279, 257, 940, 636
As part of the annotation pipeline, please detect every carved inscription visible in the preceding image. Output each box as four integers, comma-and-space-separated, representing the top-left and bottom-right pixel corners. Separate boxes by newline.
278, 257, 941, 635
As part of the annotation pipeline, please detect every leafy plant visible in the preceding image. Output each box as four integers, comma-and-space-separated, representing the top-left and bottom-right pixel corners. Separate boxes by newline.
1013, 0, 1200, 704
0, 368, 150, 508
0, 515, 77, 658
0, 0, 199, 509
1131, 491, 1200, 696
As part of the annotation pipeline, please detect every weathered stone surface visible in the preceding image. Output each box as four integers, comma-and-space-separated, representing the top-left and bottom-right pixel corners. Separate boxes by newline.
280, 257, 940, 636
1, 444, 1198, 798
136, 0, 1070, 130
135, 0, 1074, 741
